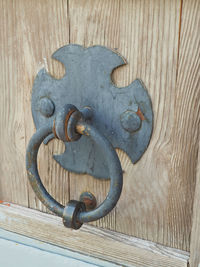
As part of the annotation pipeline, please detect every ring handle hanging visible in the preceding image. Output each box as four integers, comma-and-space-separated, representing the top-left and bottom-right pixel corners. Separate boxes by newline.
26, 104, 123, 229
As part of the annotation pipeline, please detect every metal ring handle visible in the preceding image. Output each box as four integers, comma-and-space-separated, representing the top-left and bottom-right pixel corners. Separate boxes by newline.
26, 105, 123, 229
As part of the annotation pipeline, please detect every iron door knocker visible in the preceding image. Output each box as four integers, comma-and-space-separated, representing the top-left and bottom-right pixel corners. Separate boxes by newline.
26, 45, 153, 229
26, 104, 123, 229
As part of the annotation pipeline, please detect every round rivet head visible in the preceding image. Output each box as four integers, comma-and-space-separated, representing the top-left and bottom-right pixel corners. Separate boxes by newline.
120, 110, 141, 133
39, 97, 55, 117
80, 192, 97, 211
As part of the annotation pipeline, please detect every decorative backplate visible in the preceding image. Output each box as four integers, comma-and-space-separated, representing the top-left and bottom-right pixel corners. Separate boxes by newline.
31, 45, 153, 179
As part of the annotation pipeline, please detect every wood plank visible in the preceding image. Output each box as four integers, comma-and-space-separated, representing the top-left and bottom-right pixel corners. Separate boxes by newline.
0, 0, 70, 212
190, 139, 200, 266
0, 0, 29, 207
68, 0, 122, 231
68, 0, 198, 251
175, 0, 200, 260
0, 203, 189, 267
0, 0, 199, 253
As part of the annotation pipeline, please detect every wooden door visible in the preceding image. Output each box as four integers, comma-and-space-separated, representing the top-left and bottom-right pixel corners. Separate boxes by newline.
0, 0, 199, 266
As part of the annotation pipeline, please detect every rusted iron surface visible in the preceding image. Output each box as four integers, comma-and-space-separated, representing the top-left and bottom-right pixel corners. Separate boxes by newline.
76, 122, 89, 136
27, 44, 153, 228
64, 108, 76, 141
79, 192, 97, 211
26, 106, 123, 229
63, 200, 86, 229
26, 122, 65, 218
136, 108, 145, 121
32, 44, 153, 179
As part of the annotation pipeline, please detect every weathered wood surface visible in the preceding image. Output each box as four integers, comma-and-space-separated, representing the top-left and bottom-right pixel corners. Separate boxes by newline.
190, 137, 200, 267
0, 0, 200, 253
177, 0, 200, 264
0, 0, 70, 213
0, 203, 190, 267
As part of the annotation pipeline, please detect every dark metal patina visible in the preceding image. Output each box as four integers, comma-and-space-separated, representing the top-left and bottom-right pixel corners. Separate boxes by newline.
32, 44, 153, 179
26, 45, 153, 229
26, 105, 123, 229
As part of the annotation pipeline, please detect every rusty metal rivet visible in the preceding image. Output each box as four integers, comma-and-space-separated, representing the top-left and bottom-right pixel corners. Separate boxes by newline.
79, 192, 97, 211
120, 110, 142, 133
39, 97, 55, 117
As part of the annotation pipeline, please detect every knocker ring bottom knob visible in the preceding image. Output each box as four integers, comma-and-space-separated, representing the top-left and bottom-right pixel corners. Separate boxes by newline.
26, 104, 123, 229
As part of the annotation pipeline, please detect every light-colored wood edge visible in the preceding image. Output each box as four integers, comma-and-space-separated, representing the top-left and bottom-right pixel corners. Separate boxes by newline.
0, 203, 189, 267
190, 139, 200, 267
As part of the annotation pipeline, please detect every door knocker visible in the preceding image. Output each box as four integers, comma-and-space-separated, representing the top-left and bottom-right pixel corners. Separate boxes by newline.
26, 44, 153, 229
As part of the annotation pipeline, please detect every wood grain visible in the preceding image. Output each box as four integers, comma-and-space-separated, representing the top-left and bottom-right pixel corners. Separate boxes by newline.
173, 0, 200, 255
190, 140, 200, 266
0, 203, 189, 267
0, 0, 200, 253
190, 102, 200, 267
68, 0, 200, 251
0, 0, 29, 206
0, 0, 70, 213
68, 0, 188, 250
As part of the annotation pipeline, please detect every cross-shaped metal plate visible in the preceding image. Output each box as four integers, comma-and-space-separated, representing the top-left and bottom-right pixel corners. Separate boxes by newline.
31, 45, 153, 179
